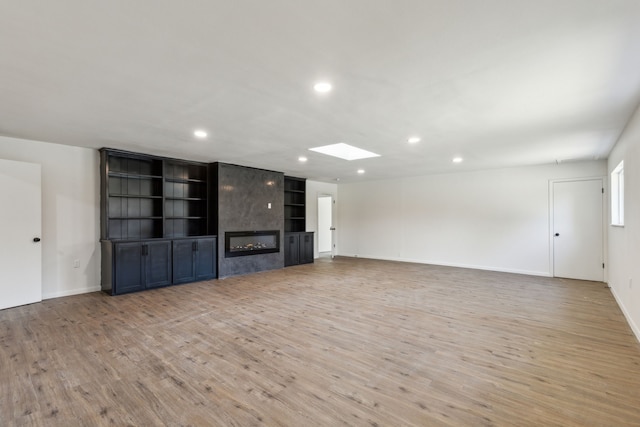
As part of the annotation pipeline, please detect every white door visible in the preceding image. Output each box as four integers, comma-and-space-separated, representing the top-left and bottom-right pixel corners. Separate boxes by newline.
318, 196, 332, 253
0, 158, 42, 310
552, 179, 603, 281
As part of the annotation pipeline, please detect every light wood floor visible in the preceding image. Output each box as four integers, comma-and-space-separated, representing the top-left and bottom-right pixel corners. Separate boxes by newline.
1, 257, 640, 426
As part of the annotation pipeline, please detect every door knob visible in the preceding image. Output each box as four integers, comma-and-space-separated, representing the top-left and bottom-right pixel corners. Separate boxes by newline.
554, 233, 560, 237
33, 237, 41, 242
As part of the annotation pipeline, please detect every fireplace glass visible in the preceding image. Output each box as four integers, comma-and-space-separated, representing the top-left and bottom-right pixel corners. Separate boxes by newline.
225, 230, 280, 257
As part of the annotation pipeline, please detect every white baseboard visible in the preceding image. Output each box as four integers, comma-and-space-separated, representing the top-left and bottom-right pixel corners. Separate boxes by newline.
43, 285, 101, 300
337, 253, 551, 277
609, 286, 640, 343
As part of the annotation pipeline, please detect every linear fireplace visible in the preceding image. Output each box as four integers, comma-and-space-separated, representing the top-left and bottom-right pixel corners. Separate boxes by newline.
225, 230, 280, 258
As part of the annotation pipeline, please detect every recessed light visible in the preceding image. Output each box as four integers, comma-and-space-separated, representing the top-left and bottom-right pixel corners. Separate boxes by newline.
313, 82, 332, 93
298, 156, 308, 162
357, 169, 365, 174
309, 143, 380, 161
408, 136, 421, 144
194, 130, 207, 138
452, 157, 463, 163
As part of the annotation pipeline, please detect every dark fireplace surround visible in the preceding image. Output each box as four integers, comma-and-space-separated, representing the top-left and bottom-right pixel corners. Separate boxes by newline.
225, 230, 280, 258
214, 163, 285, 278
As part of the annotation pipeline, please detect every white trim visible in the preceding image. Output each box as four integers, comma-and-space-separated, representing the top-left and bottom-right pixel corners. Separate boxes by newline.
609, 286, 640, 344
337, 254, 551, 277
43, 285, 101, 300
610, 160, 624, 226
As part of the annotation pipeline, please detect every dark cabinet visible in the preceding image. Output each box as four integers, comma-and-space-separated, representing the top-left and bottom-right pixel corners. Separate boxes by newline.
172, 237, 217, 284
284, 176, 313, 268
100, 149, 218, 295
103, 238, 215, 295
195, 238, 217, 280
284, 233, 300, 266
112, 240, 172, 294
113, 242, 144, 293
145, 241, 173, 288
300, 232, 314, 264
284, 232, 314, 267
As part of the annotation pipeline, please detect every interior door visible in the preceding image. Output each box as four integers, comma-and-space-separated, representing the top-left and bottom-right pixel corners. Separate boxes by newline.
553, 179, 603, 281
317, 196, 332, 253
0, 158, 42, 310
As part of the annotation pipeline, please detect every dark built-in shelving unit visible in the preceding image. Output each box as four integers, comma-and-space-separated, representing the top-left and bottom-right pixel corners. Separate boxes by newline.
284, 176, 313, 266
104, 153, 164, 240
284, 176, 306, 232
164, 161, 208, 238
101, 150, 210, 240
100, 149, 216, 295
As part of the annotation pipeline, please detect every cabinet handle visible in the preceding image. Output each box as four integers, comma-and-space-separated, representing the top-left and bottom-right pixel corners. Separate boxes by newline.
192, 241, 198, 251
142, 244, 148, 256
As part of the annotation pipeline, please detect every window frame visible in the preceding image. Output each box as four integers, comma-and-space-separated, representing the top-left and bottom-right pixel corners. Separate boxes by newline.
611, 160, 624, 226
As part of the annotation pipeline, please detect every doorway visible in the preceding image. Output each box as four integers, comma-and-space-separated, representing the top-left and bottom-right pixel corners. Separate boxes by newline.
317, 195, 333, 257
0, 158, 42, 310
552, 178, 604, 281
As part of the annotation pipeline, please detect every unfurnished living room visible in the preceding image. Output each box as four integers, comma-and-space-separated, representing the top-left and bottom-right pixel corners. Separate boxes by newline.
1, 1, 640, 426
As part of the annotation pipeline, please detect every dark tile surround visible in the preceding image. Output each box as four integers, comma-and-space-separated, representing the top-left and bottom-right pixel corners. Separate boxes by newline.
213, 163, 285, 278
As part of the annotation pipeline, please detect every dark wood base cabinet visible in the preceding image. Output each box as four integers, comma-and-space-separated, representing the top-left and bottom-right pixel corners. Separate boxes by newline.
101, 236, 217, 295
284, 232, 314, 267
172, 237, 217, 284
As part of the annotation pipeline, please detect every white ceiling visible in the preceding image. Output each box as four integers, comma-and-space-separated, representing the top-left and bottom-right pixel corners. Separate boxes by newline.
1, 1, 640, 182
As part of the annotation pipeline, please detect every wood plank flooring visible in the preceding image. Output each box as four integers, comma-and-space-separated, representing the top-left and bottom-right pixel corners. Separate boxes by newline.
1, 256, 640, 426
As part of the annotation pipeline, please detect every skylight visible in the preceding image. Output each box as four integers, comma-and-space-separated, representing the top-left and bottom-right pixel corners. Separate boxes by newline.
309, 143, 380, 161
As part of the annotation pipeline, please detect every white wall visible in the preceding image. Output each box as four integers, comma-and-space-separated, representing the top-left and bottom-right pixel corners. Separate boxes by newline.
608, 104, 640, 341
306, 180, 338, 258
0, 136, 100, 299
338, 161, 606, 276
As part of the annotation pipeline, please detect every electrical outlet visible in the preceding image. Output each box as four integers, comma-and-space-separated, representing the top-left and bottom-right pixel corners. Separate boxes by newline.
73, 259, 80, 268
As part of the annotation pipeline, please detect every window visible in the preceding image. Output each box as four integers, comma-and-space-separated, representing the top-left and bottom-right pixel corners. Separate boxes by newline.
611, 160, 624, 226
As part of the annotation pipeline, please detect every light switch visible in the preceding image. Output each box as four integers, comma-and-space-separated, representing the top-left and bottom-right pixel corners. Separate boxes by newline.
268, 203, 271, 209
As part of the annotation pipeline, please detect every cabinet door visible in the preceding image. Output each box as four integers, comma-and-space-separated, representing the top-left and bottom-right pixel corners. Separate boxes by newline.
173, 239, 196, 284
284, 233, 299, 266
195, 237, 217, 280
300, 233, 314, 264
114, 242, 144, 294
145, 240, 172, 288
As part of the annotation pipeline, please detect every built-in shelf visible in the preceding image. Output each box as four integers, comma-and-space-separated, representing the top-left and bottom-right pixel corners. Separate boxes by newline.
101, 149, 212, 240
109, 194, 163, 199
110, 216, 163, 220
284, 176, 306, 233
166, 216, 206, 219
165, 178, 207, 184
100, 148, 218, 295
108, 172, 163, 180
